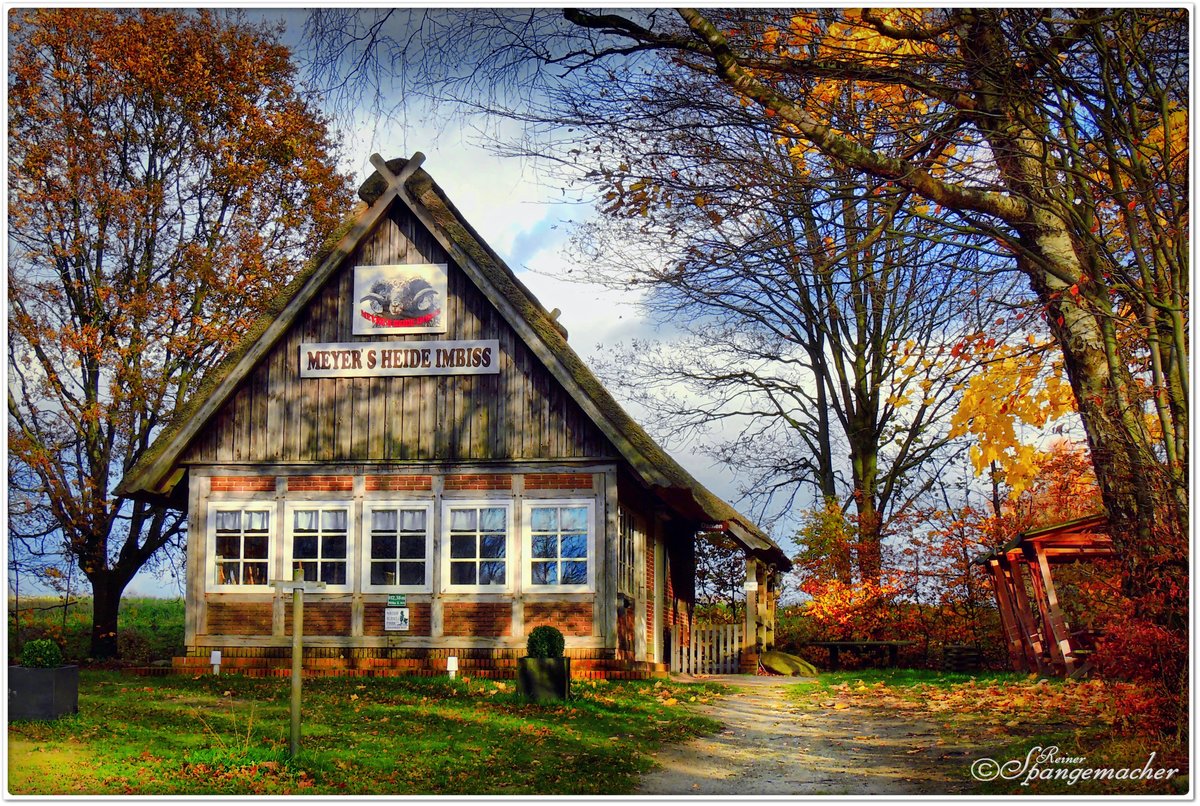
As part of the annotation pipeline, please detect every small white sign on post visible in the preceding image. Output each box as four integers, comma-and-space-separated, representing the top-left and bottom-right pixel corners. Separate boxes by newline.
384, 607, 410, 631
210, 649, 222, 676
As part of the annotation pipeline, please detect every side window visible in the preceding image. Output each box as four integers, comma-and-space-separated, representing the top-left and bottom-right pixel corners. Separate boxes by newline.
524, 500, 595, 592
363, 503, 433, 592
617, 508, 638, 596
442, 502, 511, 592
286, 504, 351, 590
209, 504, 273, 591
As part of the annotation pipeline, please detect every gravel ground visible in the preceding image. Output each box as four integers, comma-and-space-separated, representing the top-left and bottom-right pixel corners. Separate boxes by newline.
636, 675, 978, 796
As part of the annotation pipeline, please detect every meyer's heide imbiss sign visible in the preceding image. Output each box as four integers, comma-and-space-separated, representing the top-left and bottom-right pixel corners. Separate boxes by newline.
300, 262, 500, 378
300, 340, 499, 378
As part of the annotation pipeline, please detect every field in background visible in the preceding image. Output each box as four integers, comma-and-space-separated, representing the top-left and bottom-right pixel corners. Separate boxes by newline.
8, 597, 184, 664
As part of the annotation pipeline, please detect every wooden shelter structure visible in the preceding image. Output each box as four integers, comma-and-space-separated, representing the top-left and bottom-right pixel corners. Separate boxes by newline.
974, 514, 1114, 676
117, 153, 790, 679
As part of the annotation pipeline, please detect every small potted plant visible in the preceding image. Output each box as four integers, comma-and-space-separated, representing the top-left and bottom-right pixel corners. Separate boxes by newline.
517, 625, 570, 704
9, 638, 79, 720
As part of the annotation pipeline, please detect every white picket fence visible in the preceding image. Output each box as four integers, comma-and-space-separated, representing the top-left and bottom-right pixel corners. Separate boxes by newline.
670, 623, 743, 674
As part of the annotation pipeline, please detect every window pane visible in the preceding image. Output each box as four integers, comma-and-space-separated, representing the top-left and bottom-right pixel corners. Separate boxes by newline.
400, 509, 426, 532
530, 507, 557, 532
215, 535, 240, 559
531, 561, 556, 585
298, 561, 318, 582
243, 535, 269, 560
450, 534, 476, 559
561, 533, 588, 559
479, 535, 505, 559
398, 562, 424, 586
321, 562, 346, 586
561, 561, 588, 585
479, 507, 505, 532
371, 562, 395, 586
214, 510, 241, 532
245, 511, 269, 532
449, 508, 476, 532
532, 536, 558, 559
450, 561, 476, 586
293, 509, 318, 532
559, 507, 588, 531
372, 509, 397, 533
324, 534, 347, 559
372, 534, 396, 560
322, 509, 347, 532
398, 535, 425, 560
478, 561, 505, 585
218, 563, 241, 584
294, 535, 318, 559
245, 563, 269, 585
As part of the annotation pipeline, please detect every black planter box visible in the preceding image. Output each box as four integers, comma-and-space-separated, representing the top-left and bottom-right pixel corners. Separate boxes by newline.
8, 665, 79, 721
517, 657, 571, 704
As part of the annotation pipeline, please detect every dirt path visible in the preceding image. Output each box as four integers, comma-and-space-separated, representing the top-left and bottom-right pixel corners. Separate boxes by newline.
637, 675, 978, 796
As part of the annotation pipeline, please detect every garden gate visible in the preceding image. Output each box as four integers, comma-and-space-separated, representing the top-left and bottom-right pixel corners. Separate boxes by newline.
669, 623, 742, 674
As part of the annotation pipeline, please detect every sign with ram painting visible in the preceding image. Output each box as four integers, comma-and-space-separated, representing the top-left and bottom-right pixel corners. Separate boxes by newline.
353, 263, 447, 335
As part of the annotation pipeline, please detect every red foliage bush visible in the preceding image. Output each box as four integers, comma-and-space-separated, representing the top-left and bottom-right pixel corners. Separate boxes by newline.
1091, 617, 1188, 738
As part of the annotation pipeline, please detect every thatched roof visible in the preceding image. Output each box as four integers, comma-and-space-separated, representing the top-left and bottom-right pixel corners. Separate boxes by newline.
118, 155, 791, 571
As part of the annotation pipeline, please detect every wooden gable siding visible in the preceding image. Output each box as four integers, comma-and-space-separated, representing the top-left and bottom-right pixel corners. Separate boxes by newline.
181, 205, 612, 465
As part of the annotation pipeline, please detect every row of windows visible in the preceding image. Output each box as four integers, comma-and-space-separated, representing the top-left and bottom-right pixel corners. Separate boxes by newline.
209, 499, 595, 594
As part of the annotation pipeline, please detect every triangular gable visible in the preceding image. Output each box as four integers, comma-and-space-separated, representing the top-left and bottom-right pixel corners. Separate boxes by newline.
118, 154, 791, 570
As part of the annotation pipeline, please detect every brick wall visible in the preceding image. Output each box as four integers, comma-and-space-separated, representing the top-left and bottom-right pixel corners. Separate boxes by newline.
283, 601, 352, 635
524, 473, 593, 491
362, 603, 432, 636
206, 601, 273, 634
524, 601, 593, 636
444, 474, 512, 491
287, 475, 353, 492
365, 475, 433, 491
210, 476, 275, 493
443, 602, 512, 636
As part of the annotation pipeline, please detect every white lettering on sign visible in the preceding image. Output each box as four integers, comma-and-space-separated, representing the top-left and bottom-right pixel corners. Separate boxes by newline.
299, 340, 500, 378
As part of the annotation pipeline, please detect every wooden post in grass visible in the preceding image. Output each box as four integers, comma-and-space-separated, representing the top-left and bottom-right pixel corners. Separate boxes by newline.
273, 567, 325, 757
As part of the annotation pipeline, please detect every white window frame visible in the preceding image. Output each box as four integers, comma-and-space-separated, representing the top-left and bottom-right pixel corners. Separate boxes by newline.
361, 501, 434, 593
283, 501, 354, 593
522, 499, 596, 593
207, 501, 275, 593
440, 499, 514, 594
617, 507, 638, 596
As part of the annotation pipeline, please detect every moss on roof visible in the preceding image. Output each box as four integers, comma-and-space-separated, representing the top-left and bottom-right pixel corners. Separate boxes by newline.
119, 156, 791, 570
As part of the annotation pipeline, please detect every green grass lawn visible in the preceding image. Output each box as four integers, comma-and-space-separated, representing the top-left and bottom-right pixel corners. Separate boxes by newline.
8, 671, 724, 795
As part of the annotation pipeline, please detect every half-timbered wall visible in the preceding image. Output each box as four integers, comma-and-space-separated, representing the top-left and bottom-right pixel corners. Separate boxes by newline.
181, 205, 612, 466
188, 468, 617, 651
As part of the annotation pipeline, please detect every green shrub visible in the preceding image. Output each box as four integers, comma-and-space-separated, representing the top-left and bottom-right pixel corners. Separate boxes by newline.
20, 638, 64, 668
118, 629, 154, 664
526, 625, 565, 658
